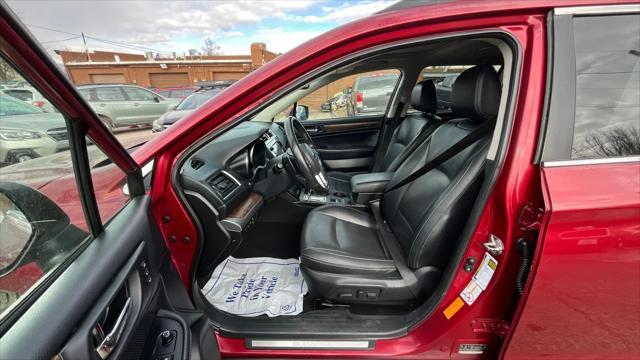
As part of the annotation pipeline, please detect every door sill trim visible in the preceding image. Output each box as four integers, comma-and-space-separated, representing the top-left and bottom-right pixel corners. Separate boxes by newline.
246, 339, 374, 350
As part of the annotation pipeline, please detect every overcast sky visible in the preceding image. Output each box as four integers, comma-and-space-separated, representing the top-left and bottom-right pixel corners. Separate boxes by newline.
6, 0, 397, 61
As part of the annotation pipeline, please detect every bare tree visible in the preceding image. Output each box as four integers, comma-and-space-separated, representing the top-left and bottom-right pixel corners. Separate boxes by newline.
0, 58, 19, 82
573, 125, 640, 158
202, 37, 221, 56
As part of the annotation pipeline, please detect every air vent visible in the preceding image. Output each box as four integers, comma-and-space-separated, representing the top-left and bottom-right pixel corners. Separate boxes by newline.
190, 159, 205, 170
208, 172, 238, 198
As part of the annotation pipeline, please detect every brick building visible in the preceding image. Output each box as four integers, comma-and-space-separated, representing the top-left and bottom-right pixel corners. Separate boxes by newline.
57, 43, 278, 87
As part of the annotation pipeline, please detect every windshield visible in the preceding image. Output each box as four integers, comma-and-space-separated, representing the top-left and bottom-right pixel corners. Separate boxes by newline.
0, 95, 43, 116
176, 91, 220, 110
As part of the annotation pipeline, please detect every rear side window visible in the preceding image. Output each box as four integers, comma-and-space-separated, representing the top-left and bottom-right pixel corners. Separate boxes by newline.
123, 87, 155, 101
95, 87, 125, 101
571, 14, 640, 159
78, 88, 92, 101
3, 90, 33, 102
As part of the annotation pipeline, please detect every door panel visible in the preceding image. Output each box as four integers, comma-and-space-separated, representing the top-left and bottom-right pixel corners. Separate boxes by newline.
0, 196, 219, 360
504, 163, 640, 359
302, 115, 383, 172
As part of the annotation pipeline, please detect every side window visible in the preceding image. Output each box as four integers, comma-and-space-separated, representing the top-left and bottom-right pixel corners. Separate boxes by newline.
78, 88, 92, 101
275, 70, 400, 121
409, 66, 468, 112
0, 56, 90, 316
570, 14, 640, 159
123, 87, 156, 101
95, 87, 126, 101
3, 89, 33, 102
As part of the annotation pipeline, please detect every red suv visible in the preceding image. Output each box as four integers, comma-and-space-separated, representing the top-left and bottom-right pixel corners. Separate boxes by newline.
0, 1, 638, 359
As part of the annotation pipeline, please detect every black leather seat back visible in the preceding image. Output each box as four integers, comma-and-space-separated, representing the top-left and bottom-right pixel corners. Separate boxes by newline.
377, 80, 438, 172
381, 65, 501, 269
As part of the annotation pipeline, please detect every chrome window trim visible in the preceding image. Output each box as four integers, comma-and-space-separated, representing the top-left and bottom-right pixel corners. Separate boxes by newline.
554, 4, 640, 16
543, 156, 640, 168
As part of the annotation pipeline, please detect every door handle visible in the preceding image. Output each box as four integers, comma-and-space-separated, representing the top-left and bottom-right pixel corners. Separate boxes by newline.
96, 297, 131, 359
306, 125, 322, 133
133, 102, 140, 106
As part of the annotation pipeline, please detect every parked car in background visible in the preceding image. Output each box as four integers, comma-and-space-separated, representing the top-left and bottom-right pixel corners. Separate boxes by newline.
350, 73, 399, 115
0, 95, 68, 165
152, 88, 223, 132
1, 86, 55, 112
435, 73, 459, 109
195, 80, 236, 90
148, 86, 197, 99
77, 84, 180, 131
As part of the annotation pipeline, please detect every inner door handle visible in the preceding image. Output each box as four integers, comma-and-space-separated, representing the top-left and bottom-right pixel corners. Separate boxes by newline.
306, 125, 322, 133
96, 297, 131, 359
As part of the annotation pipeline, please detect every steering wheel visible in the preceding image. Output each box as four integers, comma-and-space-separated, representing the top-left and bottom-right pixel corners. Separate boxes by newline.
283, 116, 329, 194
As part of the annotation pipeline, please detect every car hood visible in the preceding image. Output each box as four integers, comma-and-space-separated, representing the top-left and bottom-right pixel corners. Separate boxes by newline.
158, 109, 194, 125
0, 113, 66, 131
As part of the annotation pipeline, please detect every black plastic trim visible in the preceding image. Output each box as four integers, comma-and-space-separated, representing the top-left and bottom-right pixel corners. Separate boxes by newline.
538, 13, 577, 162
67, 118, 104, 236
533, 10, 555, 165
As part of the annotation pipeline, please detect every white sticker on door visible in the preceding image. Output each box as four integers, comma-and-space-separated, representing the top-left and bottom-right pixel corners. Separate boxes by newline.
460, 280, 483, 305
473, 252, 498, 290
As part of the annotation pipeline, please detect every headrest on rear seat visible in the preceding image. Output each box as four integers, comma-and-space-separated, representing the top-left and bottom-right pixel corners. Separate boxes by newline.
451, 64, 501, 121
410, 80, 437, 114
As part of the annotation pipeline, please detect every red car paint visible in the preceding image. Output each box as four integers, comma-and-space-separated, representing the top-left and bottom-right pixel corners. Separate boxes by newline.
504, 163, 640, 359
1, 0, 638, 358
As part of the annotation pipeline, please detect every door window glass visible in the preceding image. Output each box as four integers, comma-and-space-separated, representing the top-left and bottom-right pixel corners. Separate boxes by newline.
124, 87, 156, 101
95, 87, 126, 101
3, 89, 33, 102
78, 88, 92, 101
571, 14, 640, 159
274, 70, 400, 121
0, 56, 90, 317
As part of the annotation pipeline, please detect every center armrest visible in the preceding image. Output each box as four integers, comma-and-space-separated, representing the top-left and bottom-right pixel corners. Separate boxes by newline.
350, 172, 393, 204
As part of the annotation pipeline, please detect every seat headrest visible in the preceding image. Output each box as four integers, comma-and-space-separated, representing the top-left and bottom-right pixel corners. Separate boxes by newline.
451, 65, 501, 120
410, 80, 437, 114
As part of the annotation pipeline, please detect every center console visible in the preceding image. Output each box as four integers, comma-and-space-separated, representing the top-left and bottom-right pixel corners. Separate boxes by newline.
299, 190, 352, 205
296, 172, 393, 207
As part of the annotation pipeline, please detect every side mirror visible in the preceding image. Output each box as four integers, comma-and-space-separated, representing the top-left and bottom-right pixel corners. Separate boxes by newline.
153, 96, 161, 103
0, 182, 81, 277
295, 105, 309, 121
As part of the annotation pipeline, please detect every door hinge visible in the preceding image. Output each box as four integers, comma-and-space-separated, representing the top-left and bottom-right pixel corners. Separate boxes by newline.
518, 203, 544, 232
471, 318, 510, 337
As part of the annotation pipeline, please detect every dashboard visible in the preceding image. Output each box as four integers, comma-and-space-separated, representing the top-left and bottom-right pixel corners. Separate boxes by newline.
179, 121, 288, 219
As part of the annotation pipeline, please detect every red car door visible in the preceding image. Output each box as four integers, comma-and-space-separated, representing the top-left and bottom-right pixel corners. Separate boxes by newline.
504, 5, 640, 359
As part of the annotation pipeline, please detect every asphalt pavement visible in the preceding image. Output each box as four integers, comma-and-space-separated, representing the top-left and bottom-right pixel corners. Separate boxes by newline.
113, 127, 157, 148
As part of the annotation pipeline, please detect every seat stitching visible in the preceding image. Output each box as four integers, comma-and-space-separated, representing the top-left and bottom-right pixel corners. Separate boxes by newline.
408, 149, 482, 266
303, 247, 392, 262
301, 253, 396, 271
409, 155, 476, 264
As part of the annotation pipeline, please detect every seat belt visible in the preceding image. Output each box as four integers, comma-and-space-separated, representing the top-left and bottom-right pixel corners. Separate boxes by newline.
371, 101, 405, 172
370, 200, 420, 300
385, 118, 495, 193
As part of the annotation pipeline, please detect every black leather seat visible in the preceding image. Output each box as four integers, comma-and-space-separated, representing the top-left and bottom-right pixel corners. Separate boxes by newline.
300, 65, 501, 303
327, 80, 439, 194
